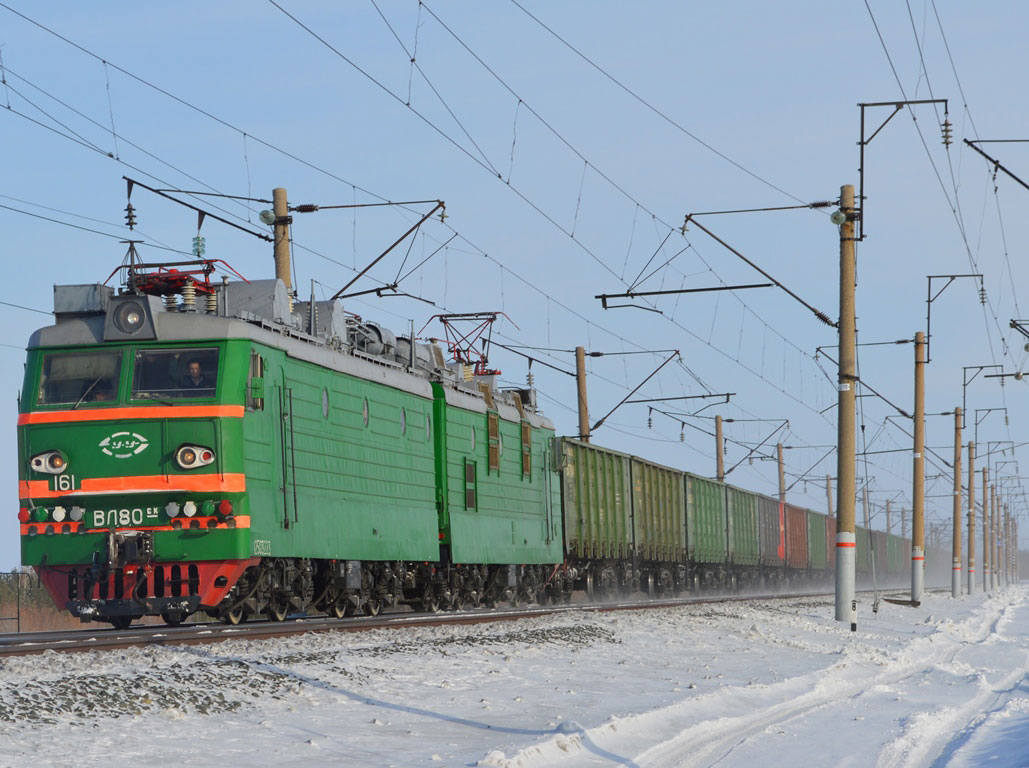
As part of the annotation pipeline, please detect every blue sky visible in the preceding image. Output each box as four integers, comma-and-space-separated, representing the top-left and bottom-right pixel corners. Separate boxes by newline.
1, 1, 1027, 570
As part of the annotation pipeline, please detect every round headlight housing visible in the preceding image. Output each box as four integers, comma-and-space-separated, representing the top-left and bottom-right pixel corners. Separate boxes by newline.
113, 300, 146, 335
30, 451, 68, 475
176, 444, 215, 469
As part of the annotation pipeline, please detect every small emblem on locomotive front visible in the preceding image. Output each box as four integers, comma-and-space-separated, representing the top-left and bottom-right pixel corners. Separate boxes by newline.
99, 431, 149, 459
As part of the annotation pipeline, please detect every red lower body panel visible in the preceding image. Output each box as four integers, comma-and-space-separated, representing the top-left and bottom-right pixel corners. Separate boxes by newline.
37, 557, 261, 615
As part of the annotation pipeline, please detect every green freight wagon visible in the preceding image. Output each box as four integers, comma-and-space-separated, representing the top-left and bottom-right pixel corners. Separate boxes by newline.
826, 514, 836, 570
886, 532, 905, 582
726, 486, 760, 589
554, 437, 631, 563
807, 511, 828, 574
872, 530, 888, 578
855, 525, 871, 576
630, 456, 686, 595
554, 437, 685, 597
686, 473, 728, 588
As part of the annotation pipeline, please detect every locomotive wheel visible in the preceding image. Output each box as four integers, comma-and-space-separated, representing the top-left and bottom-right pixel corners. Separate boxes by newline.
108, 616, 132, 630
266, 600, 290, 622
418, 592, 441, 613
326, 598, 346, 619
221, 605, 247, 625
585, 571, 596, 602
161, 610, 185, 627
363, 599, 382, 617
646, 572, 656, 599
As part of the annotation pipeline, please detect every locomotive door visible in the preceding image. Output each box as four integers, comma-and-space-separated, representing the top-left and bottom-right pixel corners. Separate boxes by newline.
243, 349, 293, 538
543, 444, 554, 544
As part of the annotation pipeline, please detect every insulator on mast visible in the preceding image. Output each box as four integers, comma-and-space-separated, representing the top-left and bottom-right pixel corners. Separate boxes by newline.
124, 202, 137, 230
941, 118, 953, 147
647, 407, 653, 430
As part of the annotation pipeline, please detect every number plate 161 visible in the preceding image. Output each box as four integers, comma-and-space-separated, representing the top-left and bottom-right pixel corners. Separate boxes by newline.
50, 474, 78, 491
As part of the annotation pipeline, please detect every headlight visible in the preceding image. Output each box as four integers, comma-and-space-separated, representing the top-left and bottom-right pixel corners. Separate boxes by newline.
30, 451, 68, 475
113, 300, 146, 334
175, 444, 215, 469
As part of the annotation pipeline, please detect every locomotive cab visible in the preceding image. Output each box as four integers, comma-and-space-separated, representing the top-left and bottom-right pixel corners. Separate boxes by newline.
18, 283, 256, 628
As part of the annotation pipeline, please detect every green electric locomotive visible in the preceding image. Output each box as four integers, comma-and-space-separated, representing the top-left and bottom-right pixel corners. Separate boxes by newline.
18, 262, 566, 628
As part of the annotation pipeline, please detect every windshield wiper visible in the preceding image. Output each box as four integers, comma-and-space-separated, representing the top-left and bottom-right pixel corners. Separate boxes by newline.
72, 376, 103, 410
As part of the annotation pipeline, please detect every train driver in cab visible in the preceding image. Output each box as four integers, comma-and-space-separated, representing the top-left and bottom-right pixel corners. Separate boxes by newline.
181, 359, 214, 395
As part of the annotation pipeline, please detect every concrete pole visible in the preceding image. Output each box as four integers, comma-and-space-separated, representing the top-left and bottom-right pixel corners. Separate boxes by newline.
272, 188, 293, 303
826, 475, 834, 517
575, 347, 589, 442
902, 508, 908, 541
952, 407, 962, 597
1008, 506, 1014, 585
967, 441, 976, 595
989, 488, 994, 589
715, 415, 725, 482
992, 486, 999, 590
998, 500, 1004, 588
886, 500, 892, 536
1001, 506, 1006, 585
835, 184, 857, 630
982, 467, 990, 591
912, 331, 926, 602
1003, 506, 1009, 585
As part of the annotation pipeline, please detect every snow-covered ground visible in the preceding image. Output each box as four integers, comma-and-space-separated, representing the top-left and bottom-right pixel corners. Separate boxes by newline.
1, 586, 1027, 768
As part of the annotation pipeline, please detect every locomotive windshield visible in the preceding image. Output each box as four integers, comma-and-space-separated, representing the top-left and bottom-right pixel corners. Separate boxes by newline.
131, 347, 219, 399
38, 350, 122, 405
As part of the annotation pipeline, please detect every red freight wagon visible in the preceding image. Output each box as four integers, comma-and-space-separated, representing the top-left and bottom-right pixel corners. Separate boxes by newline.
785, 503, 809, 569
757, 494, 785, 567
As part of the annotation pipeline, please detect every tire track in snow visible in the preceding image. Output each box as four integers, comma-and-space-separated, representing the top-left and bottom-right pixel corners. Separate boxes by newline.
875, 594, 1029, 767
497, 594, 1013, 768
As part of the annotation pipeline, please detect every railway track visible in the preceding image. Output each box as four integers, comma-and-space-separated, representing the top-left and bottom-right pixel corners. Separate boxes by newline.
0, 588, 925, 657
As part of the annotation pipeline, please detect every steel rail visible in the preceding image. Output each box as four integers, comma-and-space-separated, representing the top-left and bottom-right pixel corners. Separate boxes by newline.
0, 589, 934, 657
